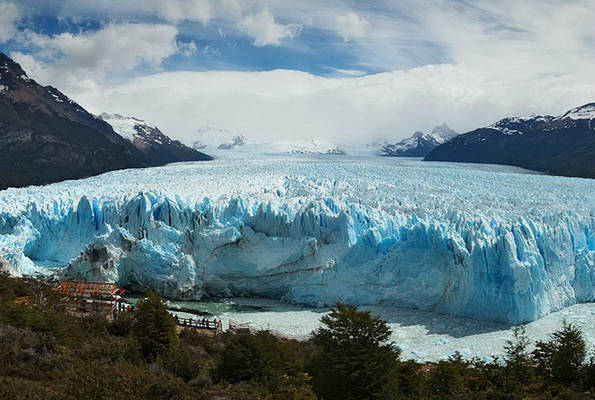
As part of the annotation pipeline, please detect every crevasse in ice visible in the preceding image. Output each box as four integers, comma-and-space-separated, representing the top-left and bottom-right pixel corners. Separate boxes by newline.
0, 156, 593, 323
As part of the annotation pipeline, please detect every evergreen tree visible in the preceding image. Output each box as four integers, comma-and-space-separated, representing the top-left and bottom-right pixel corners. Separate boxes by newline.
532, 321, 586, 385
310, 303, 400, 400
132, 291, 178, 360
503, 325, 532, 381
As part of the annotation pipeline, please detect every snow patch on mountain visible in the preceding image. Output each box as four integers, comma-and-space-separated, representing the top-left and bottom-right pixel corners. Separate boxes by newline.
555, 103, 595, 121
487, 115, 554, 135
189, 126, 345, 155
100, 113, 159, 143
381, 123, 458, 156
430, 123, 459, 141
191, 126, 248, 150
265, 139, 345, 155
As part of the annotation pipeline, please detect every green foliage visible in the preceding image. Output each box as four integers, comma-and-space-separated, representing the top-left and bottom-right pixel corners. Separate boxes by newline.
504, 325, 533, 381
218, 330, 315, 398
0, 272, 33, 303
132, 291, 178, 360
160, 342, 211, 385
533, 321, 587, 385
426, 352, 467, 398
218, 330, 286, 384
310, 303, 400, 400
107, 310, 135, 337
0, 275, 593, 400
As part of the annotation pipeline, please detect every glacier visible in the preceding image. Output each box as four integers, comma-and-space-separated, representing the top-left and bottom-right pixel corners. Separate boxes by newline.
0, 155, 593, 323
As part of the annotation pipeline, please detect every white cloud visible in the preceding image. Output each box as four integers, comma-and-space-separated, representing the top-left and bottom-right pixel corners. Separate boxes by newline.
0, 1, 21, 43
335, 11, 369, 42
152, 0, 213, 24
64, 65, 594, 146
411, 0, 595, 81
12, 23, 180, 92
177, 40, 198, 57
6, 0, 595, 147
147, 0, 242, 24
238, 8, 301, 46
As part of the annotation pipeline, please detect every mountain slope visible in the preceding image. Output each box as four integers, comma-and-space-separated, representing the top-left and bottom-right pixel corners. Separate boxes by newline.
381, 123, 458, 157
424, 105, 595, 178
0, 53, 210, 190
100, 113, 211, 164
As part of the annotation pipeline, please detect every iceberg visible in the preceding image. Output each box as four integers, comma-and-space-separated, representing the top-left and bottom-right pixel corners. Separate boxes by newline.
0, 156, 593, 323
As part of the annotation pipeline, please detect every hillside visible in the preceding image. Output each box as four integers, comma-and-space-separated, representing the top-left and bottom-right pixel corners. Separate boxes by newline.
0, 53, 210, 190
425, 105, 595, 178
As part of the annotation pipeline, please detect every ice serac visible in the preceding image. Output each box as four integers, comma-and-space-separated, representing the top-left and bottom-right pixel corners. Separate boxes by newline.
0, 157, 593, 323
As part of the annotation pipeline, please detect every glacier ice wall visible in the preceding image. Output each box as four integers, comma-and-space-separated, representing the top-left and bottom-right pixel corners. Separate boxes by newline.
0, 156, 593, 323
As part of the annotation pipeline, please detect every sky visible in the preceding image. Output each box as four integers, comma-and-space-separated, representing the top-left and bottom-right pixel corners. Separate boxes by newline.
0, 0, 594, 144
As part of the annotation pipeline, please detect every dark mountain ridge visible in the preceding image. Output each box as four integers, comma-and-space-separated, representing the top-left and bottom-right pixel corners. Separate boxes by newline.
424, 104, 595, 178
0, 53, 211, 190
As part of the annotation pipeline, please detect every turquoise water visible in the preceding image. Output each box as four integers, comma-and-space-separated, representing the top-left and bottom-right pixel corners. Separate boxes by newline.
124, 296, 269, 316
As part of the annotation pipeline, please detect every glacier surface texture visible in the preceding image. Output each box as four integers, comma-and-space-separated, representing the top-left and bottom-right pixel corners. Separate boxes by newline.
0, 155, 593, 323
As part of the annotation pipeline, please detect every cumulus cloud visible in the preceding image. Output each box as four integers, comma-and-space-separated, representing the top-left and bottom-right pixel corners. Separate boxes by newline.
238, 8, 301, 46
0, 1, 21, 43
12, 23, 180, 92
335, 11, 369, 42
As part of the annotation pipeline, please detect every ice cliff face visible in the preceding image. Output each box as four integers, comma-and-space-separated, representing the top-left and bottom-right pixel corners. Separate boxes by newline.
0, 156, 593, 323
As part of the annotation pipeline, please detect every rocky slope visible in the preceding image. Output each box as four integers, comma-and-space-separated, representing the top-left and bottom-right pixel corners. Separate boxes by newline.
100, 113, 211, 164
424, 104, 595, 178
0, 53, 210, 189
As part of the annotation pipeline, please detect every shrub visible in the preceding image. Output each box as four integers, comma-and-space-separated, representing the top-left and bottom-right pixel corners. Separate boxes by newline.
108, 310, 135, 337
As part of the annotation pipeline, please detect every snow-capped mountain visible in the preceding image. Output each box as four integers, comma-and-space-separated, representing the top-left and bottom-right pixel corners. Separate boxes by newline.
100, 113, 210, 164
0, 53, 152, 189
190, 126, 248, 150
381, 123, 459, 157
0, 52, 212, 190
425, 103, 595, 178
189, 126, 346, 155
487, 115, 554, 135
555, 103, 595, 121
263, 139, 346, 155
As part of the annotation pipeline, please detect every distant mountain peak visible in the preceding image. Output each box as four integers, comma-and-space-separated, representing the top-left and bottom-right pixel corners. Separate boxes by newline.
191, 125, 249, 150
430, 123, 458, 140
381, 123, 459, 157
